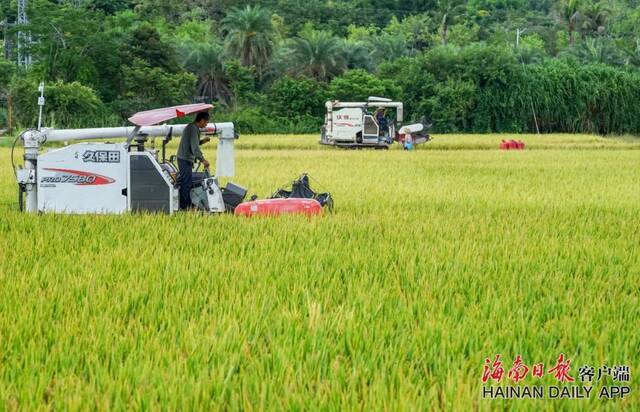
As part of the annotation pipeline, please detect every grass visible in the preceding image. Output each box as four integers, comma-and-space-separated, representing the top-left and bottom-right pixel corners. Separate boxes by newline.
231, 133, 640, 151
0, 134, 638, 410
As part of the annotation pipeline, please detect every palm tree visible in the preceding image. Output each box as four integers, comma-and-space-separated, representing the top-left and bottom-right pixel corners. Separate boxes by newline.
565, 37, 622, 65
562, 0, 583, 45
436, 0, 467, 45
619, 38, 640, 67
222, 5, 275, 76
284, 30, 347, 82
368, 32, 408, 62
181, 41, 234, 106
342, 40, 375, 71
581, 1, 610, 36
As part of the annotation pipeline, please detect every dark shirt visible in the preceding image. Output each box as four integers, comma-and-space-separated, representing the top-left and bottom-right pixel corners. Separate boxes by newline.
177, 123, 204, 163
376, 112, 388, 131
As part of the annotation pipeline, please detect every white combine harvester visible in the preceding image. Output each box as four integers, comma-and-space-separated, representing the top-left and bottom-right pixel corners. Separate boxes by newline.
320, 97, 431, 149
13, 85, 245, 214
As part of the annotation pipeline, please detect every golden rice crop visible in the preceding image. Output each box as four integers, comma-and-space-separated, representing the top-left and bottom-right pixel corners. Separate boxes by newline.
0, 134, 638, 410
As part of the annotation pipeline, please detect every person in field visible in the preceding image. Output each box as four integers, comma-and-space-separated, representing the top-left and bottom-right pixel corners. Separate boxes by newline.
375, 107, 388, 136
177, 111, 211, 210
403, 133, 414, 150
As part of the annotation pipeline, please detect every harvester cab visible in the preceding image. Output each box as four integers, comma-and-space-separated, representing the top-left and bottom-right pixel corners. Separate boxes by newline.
13, 99, 246, 214
320, 97, 432, 149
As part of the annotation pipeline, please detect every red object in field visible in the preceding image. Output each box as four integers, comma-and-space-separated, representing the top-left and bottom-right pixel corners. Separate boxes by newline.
234, 198, 323, 217
500, 139, 526, 150
128, 103, 213, 126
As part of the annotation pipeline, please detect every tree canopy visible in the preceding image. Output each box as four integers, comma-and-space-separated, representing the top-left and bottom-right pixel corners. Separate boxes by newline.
1, 0, 639, 134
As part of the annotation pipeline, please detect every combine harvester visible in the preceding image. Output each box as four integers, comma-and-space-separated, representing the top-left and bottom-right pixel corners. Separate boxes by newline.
13, 86, 332, 216
320, 97, 432, 149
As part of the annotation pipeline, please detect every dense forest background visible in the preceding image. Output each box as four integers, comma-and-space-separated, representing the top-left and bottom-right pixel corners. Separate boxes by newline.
1, 0, 640, 134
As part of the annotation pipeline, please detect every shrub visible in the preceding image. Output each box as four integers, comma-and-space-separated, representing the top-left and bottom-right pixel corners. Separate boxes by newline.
10, 78, 115, 129
328, 69, 400, 101
267, 76, 327, 118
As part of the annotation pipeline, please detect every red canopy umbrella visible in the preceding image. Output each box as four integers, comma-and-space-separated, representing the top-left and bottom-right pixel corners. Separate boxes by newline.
128, 103, 213, 126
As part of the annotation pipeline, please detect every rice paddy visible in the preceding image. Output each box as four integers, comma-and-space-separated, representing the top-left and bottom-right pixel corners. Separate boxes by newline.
0, 134, 638, 410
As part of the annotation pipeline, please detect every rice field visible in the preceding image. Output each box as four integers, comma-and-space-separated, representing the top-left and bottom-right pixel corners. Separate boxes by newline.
0, 134, 638, 410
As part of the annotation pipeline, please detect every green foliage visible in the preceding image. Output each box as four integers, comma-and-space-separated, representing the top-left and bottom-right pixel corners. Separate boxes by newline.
328, 70, 401, 102
216, 76, 327, 134
215, 107, 319, 133
28, 2, 103, 86
114, 63, 196, 117
91, 0, 134, 15
447, 23, 481, 46
379, 43, 520, 131
226, 61, 258, 105
0, 57, 14, 92
1, 0, 639, 133
215, 107, 277, 133
0, 107, 6, 129
368, 32, 410, 62
181, 41, 234, 105
0, 58, 14, 128
267, 77, 327, 118
342, 40, 375, 71
562, 37, 624, 66
377, 43, 640, 134
436, 0, 468, 45
520, 33, 546, 50
10, 78, 112, 128
222, 5, 276, 75
283, 28, 347, 82
522, 60, 640, 134
128, 23, 179, 73
172, 20, 215, 44
580, 1, 611, 36
385, 14, 433, 52
427, 79, 477, 131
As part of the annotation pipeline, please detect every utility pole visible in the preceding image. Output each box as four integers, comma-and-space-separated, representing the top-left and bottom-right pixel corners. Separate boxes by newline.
37, 82, 45, 131
17, 0, 31, 67
516, 28, 527, 48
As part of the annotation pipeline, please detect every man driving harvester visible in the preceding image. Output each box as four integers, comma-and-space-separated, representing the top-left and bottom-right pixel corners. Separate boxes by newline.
177, 111, 211, 210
